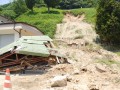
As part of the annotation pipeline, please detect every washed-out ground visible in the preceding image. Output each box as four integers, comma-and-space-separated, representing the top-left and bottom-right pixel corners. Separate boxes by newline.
0, 14, 120, 90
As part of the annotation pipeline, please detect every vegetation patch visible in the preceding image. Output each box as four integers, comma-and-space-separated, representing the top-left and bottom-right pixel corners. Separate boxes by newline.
115, 52, 120, 56
96, 59, 120, 67
16, 7, 64, 38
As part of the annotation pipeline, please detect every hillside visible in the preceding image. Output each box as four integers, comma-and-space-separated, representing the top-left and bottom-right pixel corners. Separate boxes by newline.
16, 7, 96, 38
0, 13, 120, 90
0, 1, 120, 90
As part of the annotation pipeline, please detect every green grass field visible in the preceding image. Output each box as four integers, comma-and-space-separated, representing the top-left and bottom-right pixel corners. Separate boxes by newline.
16, 7, 96, 38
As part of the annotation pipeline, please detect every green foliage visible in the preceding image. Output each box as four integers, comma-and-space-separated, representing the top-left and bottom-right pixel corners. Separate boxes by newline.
0, 3, 17, 19
59, 0, 98, 9
0, 7, 3, 11
96, 0, 120, 44
35, 0, 45, 7
25, 0, 36, 11
0, 3, 10, 8
16, 7, 63, 38
0, 10, 16, 19
59, 0, 82, 9
81, 0, 98, 8
44, 0, 61, 12
13, 0, 28, 16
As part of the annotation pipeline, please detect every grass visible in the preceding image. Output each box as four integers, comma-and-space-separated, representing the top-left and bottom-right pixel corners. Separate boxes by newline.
16, 7, 64, 38
96, 59, 120, 67
102, 45, 120, 56
115, 52, 120, 56
16, 7, 96, 38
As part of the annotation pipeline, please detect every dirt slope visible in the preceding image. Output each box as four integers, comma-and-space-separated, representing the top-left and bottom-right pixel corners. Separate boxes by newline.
54, 14, 120, 90
55, 14, 96, 43
0, 14, 120, 90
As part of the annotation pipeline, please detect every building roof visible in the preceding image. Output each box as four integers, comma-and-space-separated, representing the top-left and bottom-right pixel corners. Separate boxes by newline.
16, 43, 50, 57
20, 36, 53, 41
0, 36, 66, 60
0, 22, 44, 35
0, 36, 52, 57
0, 15, 44, 35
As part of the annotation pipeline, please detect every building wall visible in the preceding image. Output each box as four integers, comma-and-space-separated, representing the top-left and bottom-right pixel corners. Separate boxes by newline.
0, 29, 19, 48
0, 34, 15, 48
0, 23, 43, 48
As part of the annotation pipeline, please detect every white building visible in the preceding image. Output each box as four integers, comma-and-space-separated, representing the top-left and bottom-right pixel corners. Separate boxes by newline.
0, 15, 43, 48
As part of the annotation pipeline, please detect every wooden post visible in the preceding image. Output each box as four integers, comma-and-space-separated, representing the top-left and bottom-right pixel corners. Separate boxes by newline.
56, 56, 60, 64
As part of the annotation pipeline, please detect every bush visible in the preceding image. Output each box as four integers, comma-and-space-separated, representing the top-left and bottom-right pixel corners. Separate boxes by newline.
96, 0, 120, 44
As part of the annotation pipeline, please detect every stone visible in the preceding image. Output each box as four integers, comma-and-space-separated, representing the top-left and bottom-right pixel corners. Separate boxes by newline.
72, 84, 89, 90
95, 64, 106, 73
51, 75, 67, 87
67, 76, 72, 82
73, 69, 80, 75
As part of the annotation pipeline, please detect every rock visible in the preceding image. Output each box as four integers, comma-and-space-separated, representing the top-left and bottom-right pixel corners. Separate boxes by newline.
73, 69, 80, 75
95, 64, 106, 73
67, 75, 72, 82
101, 82, 110, 86
110, 64, 119, 74
15, 74, 19, 76
72, 84, 89, 90
51, 75, 67, 87
89, 84, 99, 90
62, 74, 72, 82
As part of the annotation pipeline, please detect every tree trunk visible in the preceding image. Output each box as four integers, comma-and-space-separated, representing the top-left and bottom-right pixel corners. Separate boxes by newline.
48, 6, 50, 13
31, 8, 33, 13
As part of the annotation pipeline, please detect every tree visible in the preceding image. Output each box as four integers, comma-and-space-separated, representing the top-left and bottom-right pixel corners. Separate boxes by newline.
1, 10, 16, 19
13, 0, 28, 16
59, 0, 82, 9
0, 7, 2, 11
96, 0, 120, 44
25, 0, 36, 12
44, 0, 61, 13
59, 0, 98, 9
35, 0, 45, 7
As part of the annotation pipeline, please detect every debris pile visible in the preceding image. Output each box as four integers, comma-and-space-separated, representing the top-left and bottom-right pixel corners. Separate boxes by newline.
0, 36, 67, 73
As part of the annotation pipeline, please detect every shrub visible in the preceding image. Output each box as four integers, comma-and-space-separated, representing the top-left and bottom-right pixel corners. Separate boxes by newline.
96, 0, 120, 44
